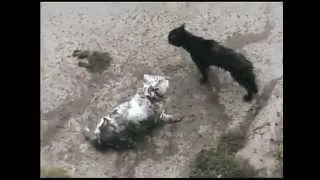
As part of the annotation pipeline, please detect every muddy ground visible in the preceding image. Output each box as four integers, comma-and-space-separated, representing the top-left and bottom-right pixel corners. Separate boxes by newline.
40, 2, 283, 177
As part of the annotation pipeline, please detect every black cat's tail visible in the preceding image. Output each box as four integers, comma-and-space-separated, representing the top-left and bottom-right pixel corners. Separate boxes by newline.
236, 53, 255, 72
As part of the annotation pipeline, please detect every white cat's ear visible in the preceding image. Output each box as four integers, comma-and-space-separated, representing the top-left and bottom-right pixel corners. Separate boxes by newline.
143, 74, 153, 83
157, 79, 169, 95
163, 75, 170, 80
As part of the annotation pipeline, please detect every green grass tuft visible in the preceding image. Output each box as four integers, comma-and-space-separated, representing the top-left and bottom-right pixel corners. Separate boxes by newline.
41, 167, 69, 178
189, 131, 256, 178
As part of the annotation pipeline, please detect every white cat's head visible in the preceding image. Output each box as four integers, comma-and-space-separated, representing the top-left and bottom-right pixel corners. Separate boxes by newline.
143, 74, 169, 101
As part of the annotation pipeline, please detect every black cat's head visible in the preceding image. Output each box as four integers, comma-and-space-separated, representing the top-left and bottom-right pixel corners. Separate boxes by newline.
168, 23, 186, 47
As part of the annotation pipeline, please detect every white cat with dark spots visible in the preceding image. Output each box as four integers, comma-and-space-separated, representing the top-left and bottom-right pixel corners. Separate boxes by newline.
83, 74, 183, 151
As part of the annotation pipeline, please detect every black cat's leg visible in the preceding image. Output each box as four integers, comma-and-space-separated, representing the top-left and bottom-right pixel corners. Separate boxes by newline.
243, 71, 258, 102
191, 56, 209, 84
239, 81, 255, 102
231, 72, 257, 102
198, 65, 209, 84
243, 87, 253, 102
243, 79, 258, 102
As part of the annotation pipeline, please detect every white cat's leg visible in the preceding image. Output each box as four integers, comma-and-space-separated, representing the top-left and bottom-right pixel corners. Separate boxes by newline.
159, 110, 183, 123
94, 117, 106, 134
83, 126, 98, 141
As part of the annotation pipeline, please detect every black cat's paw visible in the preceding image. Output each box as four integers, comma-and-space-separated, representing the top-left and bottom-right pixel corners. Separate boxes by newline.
243, 94, 253, 102
200, 77, 209, 85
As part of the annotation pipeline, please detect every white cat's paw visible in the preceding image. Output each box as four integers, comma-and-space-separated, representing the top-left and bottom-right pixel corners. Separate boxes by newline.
172, 113, 184, 122
84, 127, 90, 132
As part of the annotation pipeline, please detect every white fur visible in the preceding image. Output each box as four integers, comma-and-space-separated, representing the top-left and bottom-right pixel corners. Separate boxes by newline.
99, 74, 170, 130
94, 118, 105, 134
84, 74, 182, 148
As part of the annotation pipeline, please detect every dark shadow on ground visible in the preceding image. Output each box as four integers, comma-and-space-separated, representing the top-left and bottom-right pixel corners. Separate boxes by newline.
72, 50, 112, 74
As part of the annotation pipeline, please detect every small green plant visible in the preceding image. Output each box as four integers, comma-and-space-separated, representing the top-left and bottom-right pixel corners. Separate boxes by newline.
41, 167, 69, 178
274, 145, 283, 177
275, 150, 283, 162
189, 131, 256, 178
218, 131, 246, 155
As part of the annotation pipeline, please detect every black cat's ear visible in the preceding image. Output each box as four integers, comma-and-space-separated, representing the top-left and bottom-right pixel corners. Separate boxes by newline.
181, 23, 186, 29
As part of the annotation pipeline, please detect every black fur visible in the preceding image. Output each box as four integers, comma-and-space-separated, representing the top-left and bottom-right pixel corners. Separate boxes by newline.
168, 24, 258, 102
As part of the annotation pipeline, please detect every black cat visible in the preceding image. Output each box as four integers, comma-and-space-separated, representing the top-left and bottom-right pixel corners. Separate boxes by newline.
168, 24, 258, 102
